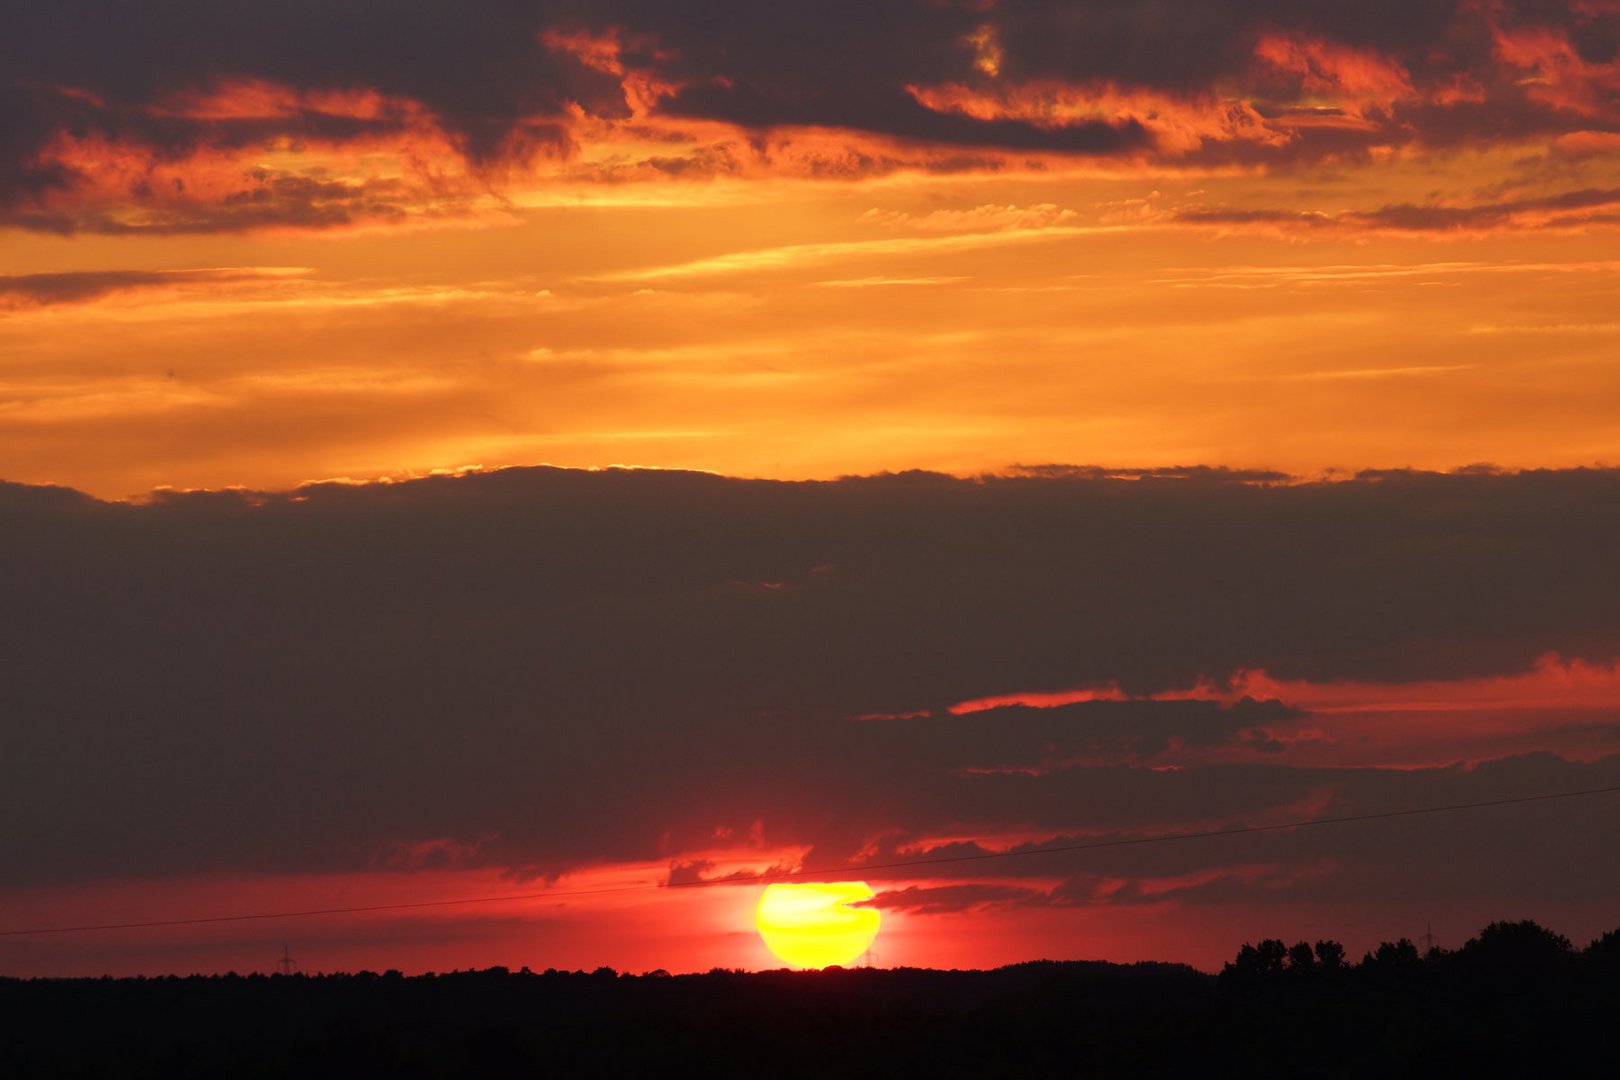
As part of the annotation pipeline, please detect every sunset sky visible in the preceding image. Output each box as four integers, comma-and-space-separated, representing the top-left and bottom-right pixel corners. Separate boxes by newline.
3, 1, 1619, 977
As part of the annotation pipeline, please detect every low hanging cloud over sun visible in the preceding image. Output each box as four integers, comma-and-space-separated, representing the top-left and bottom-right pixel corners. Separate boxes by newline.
3, 467, 1619, 972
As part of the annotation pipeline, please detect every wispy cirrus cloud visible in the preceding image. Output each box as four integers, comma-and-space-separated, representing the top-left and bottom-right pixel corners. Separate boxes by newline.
859, 202, 1077, 232
589, 222, 1136, 282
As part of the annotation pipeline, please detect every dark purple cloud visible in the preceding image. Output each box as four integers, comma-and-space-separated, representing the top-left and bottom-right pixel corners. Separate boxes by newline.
0, 1, 619, 228
553, 0, 1620, 169
2, 466, 1618, 919
3, 2, 1617, 230
867, 883, 1051, 915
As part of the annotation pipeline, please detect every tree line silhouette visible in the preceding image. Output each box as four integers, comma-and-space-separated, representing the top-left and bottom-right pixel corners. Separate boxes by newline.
3, 919, 1615, 1077
1221, 918, 1610, 985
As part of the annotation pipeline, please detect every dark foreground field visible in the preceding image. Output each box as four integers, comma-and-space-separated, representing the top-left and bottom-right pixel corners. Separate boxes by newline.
5, 921, 1616, 1078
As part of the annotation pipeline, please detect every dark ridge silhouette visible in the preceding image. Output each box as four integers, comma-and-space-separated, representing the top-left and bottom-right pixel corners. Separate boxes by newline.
3, 920, 1616, 1077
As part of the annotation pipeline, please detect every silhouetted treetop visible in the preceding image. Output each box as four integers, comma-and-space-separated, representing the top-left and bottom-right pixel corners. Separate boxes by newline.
1460, 920, 1574, 964
1313, 940, 1346, 970
1362, 937, 1421, 971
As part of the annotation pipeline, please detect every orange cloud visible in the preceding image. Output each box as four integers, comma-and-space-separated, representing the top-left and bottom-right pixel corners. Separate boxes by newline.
906, 81, 1288, 156
541, 27, 632, 77
145, 79, 407, 123
966, 23, 1004, 78
541, 25, 682, 118
1491, 21, 1620, 119
1252, 32, 1416, 115
9, 80, 527, 235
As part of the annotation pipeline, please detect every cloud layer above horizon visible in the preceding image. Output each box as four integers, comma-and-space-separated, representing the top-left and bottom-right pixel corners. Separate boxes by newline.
3, 467, 1617, 954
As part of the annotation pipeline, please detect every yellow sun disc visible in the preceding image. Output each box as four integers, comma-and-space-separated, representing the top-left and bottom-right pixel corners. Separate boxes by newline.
756, 881, 882, 969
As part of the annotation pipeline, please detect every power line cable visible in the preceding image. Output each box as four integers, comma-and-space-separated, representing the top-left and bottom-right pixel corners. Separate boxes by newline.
3, 784, 1616, 938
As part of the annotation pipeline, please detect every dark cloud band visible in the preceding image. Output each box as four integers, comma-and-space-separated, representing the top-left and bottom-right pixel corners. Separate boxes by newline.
3, 2, 1618, 231
2, 465, 1618, 896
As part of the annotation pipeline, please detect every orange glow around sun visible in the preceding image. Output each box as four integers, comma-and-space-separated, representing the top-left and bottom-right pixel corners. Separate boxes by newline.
756, 882, 882, 969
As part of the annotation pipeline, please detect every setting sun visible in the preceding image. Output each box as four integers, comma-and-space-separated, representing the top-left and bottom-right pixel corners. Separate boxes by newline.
756, 883, 882, 969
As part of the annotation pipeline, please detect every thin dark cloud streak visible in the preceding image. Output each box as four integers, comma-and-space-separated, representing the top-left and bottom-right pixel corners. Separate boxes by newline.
1177, 186, 1620, 233
0, 267, 296, 306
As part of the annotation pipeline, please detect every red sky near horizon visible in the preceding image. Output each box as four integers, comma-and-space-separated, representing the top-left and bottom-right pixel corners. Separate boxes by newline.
3, 1, 1620, 978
